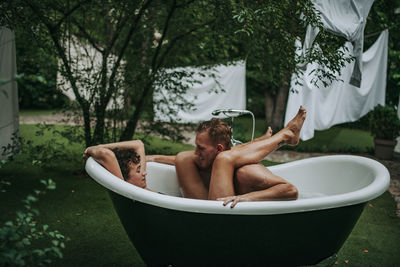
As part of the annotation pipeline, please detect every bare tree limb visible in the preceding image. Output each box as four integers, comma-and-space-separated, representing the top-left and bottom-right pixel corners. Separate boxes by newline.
151, 0, 177, 70
106, 0, 153, 102
69, 17, 103, 52
23, 0, 93, 145
51, 0, 92, 31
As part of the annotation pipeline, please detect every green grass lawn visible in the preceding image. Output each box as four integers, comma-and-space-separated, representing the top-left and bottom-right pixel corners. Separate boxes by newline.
0, 123, 398, 266
231, 117, 374, 154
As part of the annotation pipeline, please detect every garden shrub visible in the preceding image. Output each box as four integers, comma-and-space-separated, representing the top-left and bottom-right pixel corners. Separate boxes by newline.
0, 175, 66, 266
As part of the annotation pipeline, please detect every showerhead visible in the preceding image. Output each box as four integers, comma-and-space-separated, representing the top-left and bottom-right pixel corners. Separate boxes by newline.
211, 108, 255, 143
211, 109, 252, 116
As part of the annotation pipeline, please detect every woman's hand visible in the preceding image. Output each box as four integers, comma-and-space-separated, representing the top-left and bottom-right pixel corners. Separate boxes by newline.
217, 195, 250, 208
83, 146, 96, 163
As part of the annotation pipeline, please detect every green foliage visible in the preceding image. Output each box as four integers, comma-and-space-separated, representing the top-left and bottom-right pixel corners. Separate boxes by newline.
233, 1, 352, 89
1, 130, 21, 160
13, 28, 68, 110
0, 178, 65, 266
284, 126, 374, 154
365, 0, 400, 107
17, 76, 68, 110
369, 105, 400, 140
231, 0, 354, 129
6, 0, 247, 146
21, 124, 83, 168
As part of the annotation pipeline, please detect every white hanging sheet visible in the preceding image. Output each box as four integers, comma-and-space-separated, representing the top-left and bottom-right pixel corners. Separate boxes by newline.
154, 61, 246, 123
301, 0, 374, 87
57, 37, 125, 110
285, 30, 388, 141
0, 27, 20, 159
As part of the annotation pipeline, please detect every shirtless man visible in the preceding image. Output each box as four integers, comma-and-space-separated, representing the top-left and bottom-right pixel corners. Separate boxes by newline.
148, 105, 306, 207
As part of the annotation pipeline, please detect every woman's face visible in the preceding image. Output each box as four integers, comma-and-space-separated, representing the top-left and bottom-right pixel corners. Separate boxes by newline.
126, 162, 147, 188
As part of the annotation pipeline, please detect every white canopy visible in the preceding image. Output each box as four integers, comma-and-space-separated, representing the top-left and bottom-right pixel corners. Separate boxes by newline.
0, 27, 20, 159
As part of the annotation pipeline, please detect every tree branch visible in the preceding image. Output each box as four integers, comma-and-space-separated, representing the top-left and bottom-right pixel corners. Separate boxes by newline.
156, 19, 215, 70
51, 0, 92, 31
106, 0, 153, 101
69, 17, 103, 52
23, 0, 93, 145
105, 8, 132, 56
151, 0, 177, 70
176, 0, 196, 8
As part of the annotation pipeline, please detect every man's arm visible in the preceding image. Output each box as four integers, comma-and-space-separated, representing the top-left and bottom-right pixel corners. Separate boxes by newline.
83, 146, 124, 180
146, 155, 176, 165
175, 151, 208, 199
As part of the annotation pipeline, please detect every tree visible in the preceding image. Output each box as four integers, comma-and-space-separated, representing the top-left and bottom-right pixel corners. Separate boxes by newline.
4, 0, 241, 146
232, 1, 355, 130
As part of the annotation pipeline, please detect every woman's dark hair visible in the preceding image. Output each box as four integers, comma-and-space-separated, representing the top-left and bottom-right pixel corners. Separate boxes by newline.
112, 148, 140, 180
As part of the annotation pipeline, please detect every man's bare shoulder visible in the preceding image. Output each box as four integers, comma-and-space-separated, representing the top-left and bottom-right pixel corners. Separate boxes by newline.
176, 150, 196, 160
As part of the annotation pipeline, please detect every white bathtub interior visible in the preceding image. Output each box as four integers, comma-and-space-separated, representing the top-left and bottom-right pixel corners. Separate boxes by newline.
145, 156, 378, 200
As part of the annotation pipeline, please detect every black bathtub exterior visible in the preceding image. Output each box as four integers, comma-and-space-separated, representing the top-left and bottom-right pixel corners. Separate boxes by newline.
109, 191, 365, 267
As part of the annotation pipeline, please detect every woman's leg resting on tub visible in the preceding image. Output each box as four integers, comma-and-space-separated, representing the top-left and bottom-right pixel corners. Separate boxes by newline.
208, 106, 306, 203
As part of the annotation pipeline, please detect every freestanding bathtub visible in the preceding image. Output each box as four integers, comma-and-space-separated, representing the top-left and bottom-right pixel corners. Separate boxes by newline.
85, 155, 389, 267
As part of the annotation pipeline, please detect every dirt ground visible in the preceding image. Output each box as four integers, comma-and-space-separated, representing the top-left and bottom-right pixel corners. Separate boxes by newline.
19, 114, 400, 216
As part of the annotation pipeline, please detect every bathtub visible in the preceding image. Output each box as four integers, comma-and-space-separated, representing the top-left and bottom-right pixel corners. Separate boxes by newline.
85, 155, 389, 266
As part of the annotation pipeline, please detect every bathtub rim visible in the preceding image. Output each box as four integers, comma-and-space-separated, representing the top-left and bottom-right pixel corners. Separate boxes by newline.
85, 154, 390, 215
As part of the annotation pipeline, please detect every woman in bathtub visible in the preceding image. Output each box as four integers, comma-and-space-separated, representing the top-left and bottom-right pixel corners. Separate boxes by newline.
83, 140, 150, 190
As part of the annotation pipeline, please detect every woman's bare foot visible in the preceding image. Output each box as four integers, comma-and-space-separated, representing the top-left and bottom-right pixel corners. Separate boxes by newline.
284, 106, 306, 146
266, 126, 272, 137
261, 126, 273, 139
252, 126, 273, 142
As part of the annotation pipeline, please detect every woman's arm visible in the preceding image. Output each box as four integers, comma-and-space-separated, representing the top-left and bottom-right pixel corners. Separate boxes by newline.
83, 146, 124, 180
97, 140, 146, 173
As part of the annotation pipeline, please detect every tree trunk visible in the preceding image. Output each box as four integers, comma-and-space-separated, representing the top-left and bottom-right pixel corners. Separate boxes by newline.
264, 89, 274, 127
264, 83, 290, 131
119, 82, 153, 141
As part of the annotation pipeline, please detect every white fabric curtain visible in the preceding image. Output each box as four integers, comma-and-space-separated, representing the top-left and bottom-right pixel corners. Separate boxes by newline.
154, 61, 246, 123
285, 30, 388, 141
301, 0, 374, 87
0, 27, 20, 159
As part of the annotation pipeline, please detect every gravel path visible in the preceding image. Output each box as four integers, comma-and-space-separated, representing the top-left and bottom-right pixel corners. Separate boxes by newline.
20, 114, 400, 216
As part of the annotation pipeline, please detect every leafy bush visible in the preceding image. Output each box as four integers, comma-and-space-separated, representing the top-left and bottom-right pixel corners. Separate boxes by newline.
17, 74, 69, 110
1, 130, 21, 160
21, 124, 83, 168
0, 177, 66, 266
369, 105, 400, 140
